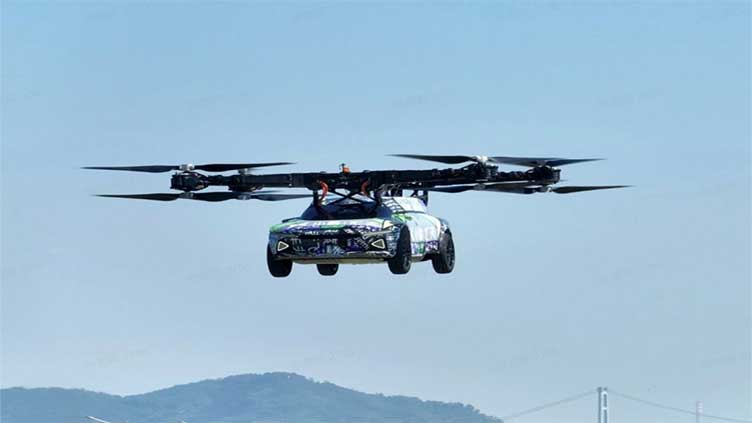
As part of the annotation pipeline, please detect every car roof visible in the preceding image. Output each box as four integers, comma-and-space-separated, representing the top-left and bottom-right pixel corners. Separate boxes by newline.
321, 195, 428, 213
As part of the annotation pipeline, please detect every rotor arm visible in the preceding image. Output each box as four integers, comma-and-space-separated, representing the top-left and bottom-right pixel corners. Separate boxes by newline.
176, 166, 555, 193
119, 160, 561, 195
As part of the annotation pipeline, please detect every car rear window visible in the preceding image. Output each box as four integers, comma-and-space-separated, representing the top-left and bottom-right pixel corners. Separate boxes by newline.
301, 202, 381, 220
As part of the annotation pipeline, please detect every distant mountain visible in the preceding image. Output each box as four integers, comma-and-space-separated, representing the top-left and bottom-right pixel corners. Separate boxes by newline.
1, 372, 501, 423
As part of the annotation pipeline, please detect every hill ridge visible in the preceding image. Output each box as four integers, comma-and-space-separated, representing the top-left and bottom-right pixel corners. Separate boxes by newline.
1, 372, 501, 423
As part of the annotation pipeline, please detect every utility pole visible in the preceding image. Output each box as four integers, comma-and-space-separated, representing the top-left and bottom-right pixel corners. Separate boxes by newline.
597, 387, 609, 423
696, 401, 703, 423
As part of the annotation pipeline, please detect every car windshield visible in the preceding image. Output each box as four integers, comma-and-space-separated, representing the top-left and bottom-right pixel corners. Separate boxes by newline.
301, 200, 381, 221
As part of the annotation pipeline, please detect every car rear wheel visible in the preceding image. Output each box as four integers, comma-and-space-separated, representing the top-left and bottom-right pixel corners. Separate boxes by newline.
267, 246, 292, 277
431, 231, 455, 274
388, 228, 411, 275
316, 263, 339, 276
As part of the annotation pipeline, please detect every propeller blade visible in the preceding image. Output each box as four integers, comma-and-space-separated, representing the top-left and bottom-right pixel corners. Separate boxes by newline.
426, 182, 539, 194
194, 162, 293, 172
95, 193, 180, 201
191, 192, 240, 202
552, 185, 630, 194
425, 185, 477, 193
191, 192, 308, 202
94, 191, 309, 202
247, 193, 310, 201
391, 154, 602, 167
417, 183, 627, 195
194, 192, 309, 202
83, 162, 293, 173
481, 183, 539, 194
490, 156, 602, 167
83, 165, 178, 173
389, 154, 479, 164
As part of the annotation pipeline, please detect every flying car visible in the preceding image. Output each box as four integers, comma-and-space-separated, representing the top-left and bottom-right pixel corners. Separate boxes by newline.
268, 194, 453, 276
84, 154, 627, 277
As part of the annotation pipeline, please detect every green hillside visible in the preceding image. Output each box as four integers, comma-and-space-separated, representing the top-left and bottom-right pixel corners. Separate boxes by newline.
1, 373, 501, 423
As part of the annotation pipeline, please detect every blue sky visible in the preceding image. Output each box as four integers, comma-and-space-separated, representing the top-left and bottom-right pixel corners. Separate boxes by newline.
2, 1, 750, 421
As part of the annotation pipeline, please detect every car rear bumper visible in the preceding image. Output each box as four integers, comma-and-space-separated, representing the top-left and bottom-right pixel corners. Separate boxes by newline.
291, 256, 390, 265
269, 230, 398, 261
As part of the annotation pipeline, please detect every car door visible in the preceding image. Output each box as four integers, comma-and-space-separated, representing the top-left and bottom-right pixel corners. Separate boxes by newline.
405, 212, 442, 258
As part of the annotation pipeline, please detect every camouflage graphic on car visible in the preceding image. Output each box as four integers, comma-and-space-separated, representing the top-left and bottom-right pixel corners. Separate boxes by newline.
268, 196, 448, 263
271, 218, 389, 235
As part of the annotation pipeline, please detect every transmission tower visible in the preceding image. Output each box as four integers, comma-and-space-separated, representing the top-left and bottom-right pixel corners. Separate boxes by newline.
696, 401, 703, 423
597, 387, 609, 423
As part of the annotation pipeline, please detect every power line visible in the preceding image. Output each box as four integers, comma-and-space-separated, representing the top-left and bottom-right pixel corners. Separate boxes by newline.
501, 389, 596, 421
610, 390, 752, 423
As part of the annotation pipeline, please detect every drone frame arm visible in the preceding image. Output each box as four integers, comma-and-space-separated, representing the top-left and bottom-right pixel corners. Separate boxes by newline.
190, 165, 558, 195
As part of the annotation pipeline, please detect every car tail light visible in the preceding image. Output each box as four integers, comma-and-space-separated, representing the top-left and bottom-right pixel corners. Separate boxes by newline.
370, 239, 386, 249
277, 240, 290, 252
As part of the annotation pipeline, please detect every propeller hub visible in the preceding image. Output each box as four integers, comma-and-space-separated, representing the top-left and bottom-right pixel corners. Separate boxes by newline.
179, 164, 195, 171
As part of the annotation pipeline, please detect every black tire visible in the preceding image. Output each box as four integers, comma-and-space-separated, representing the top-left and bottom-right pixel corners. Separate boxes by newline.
388, 228, 411, 275
317, 263, 339, 276
267, 246, 292, 277
432, 231, 455, 274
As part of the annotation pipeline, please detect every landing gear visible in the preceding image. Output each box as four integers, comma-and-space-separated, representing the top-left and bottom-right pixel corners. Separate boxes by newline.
267, 246, 292, 277
431, 231, 455, 274
388, 228, 411, 274
317, 263, 339, 276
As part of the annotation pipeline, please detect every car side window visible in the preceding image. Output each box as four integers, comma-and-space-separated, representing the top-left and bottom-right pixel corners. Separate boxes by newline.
376, 206, 393, 219
300, 205, 323, 220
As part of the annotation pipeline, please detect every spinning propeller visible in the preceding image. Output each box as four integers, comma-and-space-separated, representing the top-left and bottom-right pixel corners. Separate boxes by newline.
82, 162, 293, 173
95, 192, 309, 202
84, 154, 625, 201
86, 161, 308, 202
390, 154, 601, 167
426, 183, 629, 195
391, 153, 624, 195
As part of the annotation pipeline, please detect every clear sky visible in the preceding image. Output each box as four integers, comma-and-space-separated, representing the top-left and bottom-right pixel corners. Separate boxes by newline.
2, 1, 750, 422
